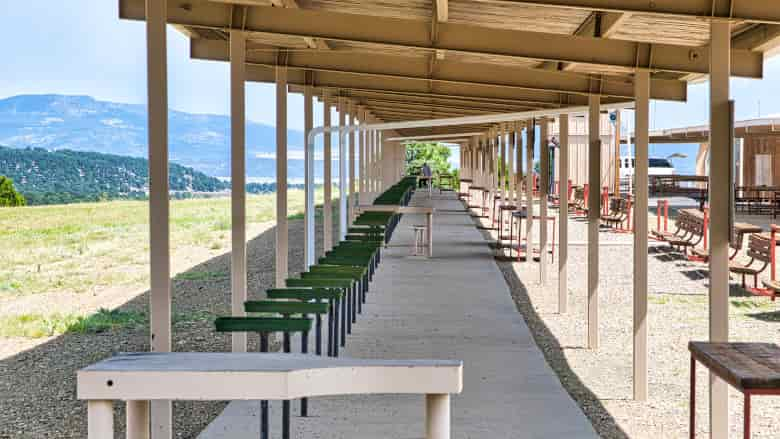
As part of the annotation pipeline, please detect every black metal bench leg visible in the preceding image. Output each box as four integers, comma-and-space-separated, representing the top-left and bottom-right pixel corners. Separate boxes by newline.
346, 287, 353, 335
340, 293, 347, 347
283, 332, 291, 439
333, 298, 340, 357
259, 333, 269, 439
315, 314, 322, 356
352, 285, 357, 323
357, 280, 363, 314
301, 329, 309, 417
327, 300, 333, 357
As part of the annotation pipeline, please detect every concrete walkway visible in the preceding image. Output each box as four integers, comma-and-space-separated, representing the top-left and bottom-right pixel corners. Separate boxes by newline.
199, 190, 597, 438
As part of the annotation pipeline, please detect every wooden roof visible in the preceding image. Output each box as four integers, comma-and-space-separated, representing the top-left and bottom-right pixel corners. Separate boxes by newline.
120, 0, 780, 138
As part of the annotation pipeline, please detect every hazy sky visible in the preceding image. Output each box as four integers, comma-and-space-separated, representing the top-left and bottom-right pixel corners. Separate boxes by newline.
2, 0, 780, 132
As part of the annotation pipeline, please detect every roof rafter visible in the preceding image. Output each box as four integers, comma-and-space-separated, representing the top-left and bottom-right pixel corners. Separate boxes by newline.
118, 0, 763, 77
495, 0, 780, 24
191, 38, 687, 101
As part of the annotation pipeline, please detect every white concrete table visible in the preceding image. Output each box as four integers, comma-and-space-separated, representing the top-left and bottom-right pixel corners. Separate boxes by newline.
357, 205, 435, 256
78, 352, 462, 439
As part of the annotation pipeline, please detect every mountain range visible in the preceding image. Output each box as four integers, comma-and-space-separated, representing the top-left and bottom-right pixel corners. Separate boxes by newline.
0, 94, 330, 180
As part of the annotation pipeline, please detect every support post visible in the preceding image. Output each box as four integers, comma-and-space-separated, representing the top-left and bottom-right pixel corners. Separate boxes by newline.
358, 110, 366, 206
304, 85, 315, 268
127, 400, 151, 439
526, 122, 535, 253
145, 0, 171, 435
425, 394, 450, 439
540, 118, 549, 284
338, 99, 347, 240
88, 400, 114, 439
588, 94, 601, 350
349, 104, 356, 222
708, 19, 731, 439
323, 93, 333, 251
558, 114, 569, 313
229, 30, 247, 353
515, 124, 522, 205
275, 66, 288, 288
634, 69, 650, 401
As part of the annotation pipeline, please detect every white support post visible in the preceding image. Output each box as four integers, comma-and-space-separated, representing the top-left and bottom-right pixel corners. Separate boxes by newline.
515, 124, 522, 206
275, 66, 288, 288
323, 94, 333, 251
338, 99, 348, 240
558, 114, 569, 313
349, 104, 356, 222
633, 70, 650, 401
229, 30, 247, 353
501, 126, 508, 205
425, 394, 450, 439
304, 85, 315, 268
708, 19, 731, 439
127, 400, 151, 439
378, 131, 384, 193
88, 400, 114, 439
508, 127, 514, 205
367, 126, 373, 200
526, 122, 535, 252
587, 94, 601, 350
539, 118, 549, 285
145, 0, 171, 435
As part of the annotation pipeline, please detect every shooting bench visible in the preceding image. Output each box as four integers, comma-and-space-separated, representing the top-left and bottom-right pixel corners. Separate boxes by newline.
689, 342, 780, 439
77, 352, 463, 439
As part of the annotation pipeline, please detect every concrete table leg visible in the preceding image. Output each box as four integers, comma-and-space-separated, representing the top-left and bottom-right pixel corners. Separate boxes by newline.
127, 400, 150, 439
88, 400, 113, 439
426, 394, 450, 439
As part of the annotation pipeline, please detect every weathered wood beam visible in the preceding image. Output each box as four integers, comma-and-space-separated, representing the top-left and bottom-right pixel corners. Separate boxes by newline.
495, 0, 780, 24
192, 38, 688, 101
118, 0, 763, 77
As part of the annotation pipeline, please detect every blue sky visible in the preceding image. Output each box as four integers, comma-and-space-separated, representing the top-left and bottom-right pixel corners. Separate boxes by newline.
2, 1, 780, 133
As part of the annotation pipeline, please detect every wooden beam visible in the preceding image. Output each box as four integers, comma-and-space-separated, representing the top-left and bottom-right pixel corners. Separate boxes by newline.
119, 0, 763, 77
192, 38, 687, 101
495, 0, 780, 24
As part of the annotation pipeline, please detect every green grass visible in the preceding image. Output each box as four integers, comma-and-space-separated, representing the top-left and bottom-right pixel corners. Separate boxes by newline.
0, 188, 332, 297
0, 308, 146, 338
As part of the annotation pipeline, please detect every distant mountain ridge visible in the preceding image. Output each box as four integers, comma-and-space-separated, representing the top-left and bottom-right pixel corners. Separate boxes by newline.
0, 94, 327, 179
0, 145, 230, 205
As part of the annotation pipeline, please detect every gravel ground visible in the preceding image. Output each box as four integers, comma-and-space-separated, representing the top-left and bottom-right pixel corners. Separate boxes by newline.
477, 202, 780, 438
0, 214, 337, 439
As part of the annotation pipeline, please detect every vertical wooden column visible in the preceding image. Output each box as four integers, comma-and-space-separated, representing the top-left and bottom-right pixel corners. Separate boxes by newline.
358, 110, 365, 208
366, 125, 373, 199
709, 19, 731, 439
145, 0, 171, 436
378, 131, 384, 192
526, 121, 535, 250
501, 126, 508, 204
229, 30, 247, 353
539, 118, 549, 285
323, 94, 333, 251
515, 124, 522, 206
614, 110, 622, 194
304, 85, 314, 268
127, 400, 151, 439
338, 98, 347, 240
348, 103, 356, 222
587, 94, 601, 350
275, 66, 288, 288
558, 114, 569, 313
633, 69, 650, 401
508, 127, 515, 204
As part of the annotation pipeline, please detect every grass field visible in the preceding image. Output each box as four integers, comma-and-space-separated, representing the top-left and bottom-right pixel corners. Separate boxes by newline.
0, 188, 326, 298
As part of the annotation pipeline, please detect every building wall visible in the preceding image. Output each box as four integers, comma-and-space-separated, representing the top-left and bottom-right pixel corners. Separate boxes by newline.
742, 134, 780, 187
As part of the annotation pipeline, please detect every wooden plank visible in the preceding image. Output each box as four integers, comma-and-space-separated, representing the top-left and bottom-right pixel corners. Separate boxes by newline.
690, 342, 780, 391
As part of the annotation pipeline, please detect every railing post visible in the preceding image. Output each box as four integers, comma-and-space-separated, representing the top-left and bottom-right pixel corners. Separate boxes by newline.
425, 394, 450, 439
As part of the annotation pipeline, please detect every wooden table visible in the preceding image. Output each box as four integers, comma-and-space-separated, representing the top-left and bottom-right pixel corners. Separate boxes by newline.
357, 205, 435, 257
78, 352, 462, 439
689, 342, 780, 438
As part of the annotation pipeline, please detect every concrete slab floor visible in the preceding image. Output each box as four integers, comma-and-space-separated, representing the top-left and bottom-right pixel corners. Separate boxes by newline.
198, 190, 597, 439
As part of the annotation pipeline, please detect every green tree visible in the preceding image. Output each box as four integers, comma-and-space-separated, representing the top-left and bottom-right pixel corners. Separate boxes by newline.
405, 142, 452, 176
0, 176, 26, 207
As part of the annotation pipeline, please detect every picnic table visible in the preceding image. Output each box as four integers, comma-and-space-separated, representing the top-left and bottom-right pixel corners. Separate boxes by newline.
689, 342, 780, 438
78, 352, 463, 439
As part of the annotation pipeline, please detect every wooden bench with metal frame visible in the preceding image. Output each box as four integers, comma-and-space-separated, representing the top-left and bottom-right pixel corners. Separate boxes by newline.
665, 210, 706, 257
729, 232, 772, 291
